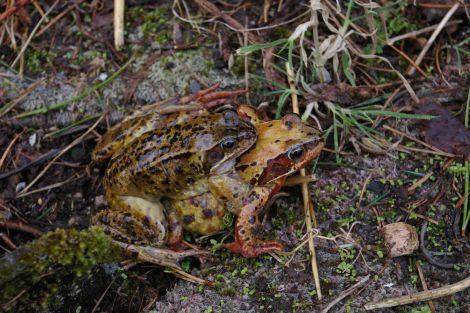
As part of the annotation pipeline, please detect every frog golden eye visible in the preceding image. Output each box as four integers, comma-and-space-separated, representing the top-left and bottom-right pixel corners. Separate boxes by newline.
220, 137, 238, 151
288, 146, 304, 160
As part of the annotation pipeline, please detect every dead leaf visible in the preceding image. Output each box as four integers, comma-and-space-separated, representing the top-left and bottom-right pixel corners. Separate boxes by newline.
415, 98, 470, 160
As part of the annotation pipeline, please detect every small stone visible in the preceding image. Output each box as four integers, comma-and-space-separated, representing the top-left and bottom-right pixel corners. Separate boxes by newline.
94, 195, 105, 206
382, 222, 419, 258
15, 182, 26, 193
28, 133, 37, 147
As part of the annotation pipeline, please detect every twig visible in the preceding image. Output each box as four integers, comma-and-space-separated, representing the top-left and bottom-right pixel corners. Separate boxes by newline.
114, 0, 125, 50
387, 20, 462, 45
286, 62, 322, 300
364, 276, 470, 310
0, 219, 43, 237
0, 131, 23, 170
91, 279, 115, 313
0, 0, 32, 21
10, 0, 59, 68
16, 174, 85, 198
0, 232, 17, 250
18, 115, 104, 195
407, 171, 434, 192
194, 0, 261, 43
0, 149, 61, 181
322, 275, 370, 313
0, 79, 44, 118
383, 125, 455, 158
416, 261, 437, 313
36, 4, 76, 37
407, 3, 460, 76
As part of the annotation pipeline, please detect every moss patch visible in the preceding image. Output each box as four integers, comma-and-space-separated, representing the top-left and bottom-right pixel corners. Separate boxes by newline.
0, 227, 120, 312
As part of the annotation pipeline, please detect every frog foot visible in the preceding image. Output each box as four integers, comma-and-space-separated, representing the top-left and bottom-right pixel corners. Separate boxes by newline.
224, 239, 283, 258
113, 241, 212, 284
179, 84, 247, 109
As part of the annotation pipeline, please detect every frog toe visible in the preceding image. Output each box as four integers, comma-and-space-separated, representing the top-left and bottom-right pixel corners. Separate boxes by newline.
224, 240, 283, 258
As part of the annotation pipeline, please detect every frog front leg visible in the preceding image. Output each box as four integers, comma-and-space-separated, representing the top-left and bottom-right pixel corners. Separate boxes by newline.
224, 186, 283, 257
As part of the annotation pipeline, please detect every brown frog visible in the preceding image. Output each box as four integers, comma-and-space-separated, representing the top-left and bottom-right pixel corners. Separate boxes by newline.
172, 106, 324, 257
92, 101, 257, 250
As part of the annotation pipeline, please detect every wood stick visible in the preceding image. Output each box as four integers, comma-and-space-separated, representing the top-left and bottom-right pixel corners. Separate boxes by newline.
114, 0, 125, 50
364, 276, 470, 310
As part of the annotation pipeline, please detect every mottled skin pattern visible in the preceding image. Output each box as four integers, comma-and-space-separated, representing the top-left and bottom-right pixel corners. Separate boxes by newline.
175, 110, 324, 257
93, 84, 247, 162
92, 109, 257, 247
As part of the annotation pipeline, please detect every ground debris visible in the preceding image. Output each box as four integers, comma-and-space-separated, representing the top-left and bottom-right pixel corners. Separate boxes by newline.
415, 98, 470, 159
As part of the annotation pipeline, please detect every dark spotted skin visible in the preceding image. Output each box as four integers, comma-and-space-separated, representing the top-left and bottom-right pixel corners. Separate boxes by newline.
92, 109, 257, 247
175, 110, 324, 257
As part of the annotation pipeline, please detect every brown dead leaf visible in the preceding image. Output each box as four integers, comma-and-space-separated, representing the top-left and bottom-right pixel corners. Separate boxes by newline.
415, 98, 470, 160
306, 83, 371, 106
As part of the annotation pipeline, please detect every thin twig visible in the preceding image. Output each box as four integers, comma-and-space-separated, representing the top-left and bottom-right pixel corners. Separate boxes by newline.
0, 219, 43, 237
91, 279, 115, 313
0, 0, 32, 21
10, 0, 59, 68
322, 275, 370, 313
383, 125, 455, 158
16, 174, 85, 198
416, 261, 437, 313
18, 115, 104, 195
0, 131, 23, 170
407, 3, 460, 75
387, 20, 462, 45
0, 149, 61, 181
0, 79, 44, 118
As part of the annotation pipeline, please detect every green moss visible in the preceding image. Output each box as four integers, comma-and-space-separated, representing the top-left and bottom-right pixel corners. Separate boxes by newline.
25, 49, 57, 74
128, 6, 172, 45
222, 287, 236, 297
230, 55, 257, 77
0, 227, 120, 312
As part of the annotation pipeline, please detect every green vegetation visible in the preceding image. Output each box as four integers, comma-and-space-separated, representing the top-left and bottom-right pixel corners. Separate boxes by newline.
0, 227, 120, 312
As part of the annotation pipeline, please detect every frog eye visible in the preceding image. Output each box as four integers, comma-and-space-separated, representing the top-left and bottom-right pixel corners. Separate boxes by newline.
220, 137, 238, 151
288, 146, 304, 160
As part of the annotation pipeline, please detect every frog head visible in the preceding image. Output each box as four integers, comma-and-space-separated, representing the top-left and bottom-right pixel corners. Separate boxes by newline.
235, 113, 324, 185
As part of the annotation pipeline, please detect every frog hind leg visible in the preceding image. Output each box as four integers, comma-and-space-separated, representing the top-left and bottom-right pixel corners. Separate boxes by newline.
224, 186, 283, 257
93, 195, 169, 246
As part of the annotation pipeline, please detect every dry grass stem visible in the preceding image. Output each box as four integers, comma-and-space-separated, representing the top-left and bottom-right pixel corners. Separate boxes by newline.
416, 262, 437, 313
16, 174, 85, 198
407, 3, 460, 75
18, 115, 105, 195
387, 19, 462, 45
0, 131, 23, 170
114, 0, 125, 50
321, 275, 370, 313
10, 0, 59, 68
364, 276, 470, 310
286, 62, 322, 300
383, 125, 455, 157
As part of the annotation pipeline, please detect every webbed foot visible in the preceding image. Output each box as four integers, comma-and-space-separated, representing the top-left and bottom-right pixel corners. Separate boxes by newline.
113, 241, 212, 285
